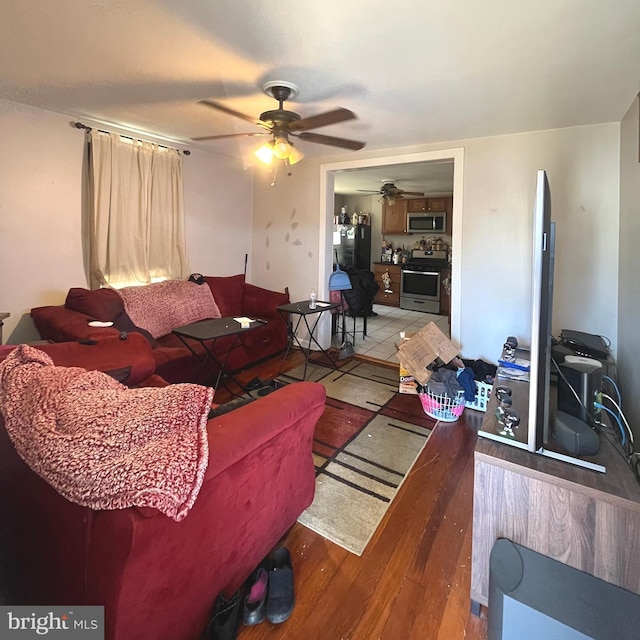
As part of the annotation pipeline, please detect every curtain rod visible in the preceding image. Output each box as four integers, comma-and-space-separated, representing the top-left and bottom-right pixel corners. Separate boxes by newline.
72, 121, 191, 155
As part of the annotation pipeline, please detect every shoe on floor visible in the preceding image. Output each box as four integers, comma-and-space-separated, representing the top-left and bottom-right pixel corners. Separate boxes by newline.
207, 590, 242, 640
266, 547, 295, 624
242, 567, 268, 626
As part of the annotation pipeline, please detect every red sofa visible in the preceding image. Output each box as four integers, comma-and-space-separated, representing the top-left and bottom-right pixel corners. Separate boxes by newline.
30, 274, 290, 384
0, 337, 325, 640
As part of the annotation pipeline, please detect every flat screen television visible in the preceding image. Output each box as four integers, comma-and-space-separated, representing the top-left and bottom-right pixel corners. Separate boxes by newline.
529, 171, 605, 472
479, 170, 605, 472
528, 169, 554, 453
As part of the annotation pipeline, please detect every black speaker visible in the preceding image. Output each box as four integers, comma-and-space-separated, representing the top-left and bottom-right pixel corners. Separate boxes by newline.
557, 360, 602, 424
551, 410, 600, 456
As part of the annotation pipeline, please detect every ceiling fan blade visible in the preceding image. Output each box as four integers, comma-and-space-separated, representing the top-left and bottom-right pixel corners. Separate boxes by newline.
198, 99, 270, 129
398, 190, 424, 196
357, 189, 382, 193
295, 132, 365, 150
288, 108, 357, 132
191, 132, 269, 141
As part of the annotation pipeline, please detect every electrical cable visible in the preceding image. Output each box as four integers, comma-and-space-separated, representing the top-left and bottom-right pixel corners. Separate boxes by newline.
601, 393, 634, 446
594, 402, 626, 448
602, 375, 621, 406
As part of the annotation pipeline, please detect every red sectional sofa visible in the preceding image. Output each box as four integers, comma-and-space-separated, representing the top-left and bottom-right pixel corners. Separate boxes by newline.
0, 337, 326, 640
30, 274, 290, 384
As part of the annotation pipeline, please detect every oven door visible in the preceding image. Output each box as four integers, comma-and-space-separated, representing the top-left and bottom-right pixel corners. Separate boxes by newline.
400, 269, 441, 313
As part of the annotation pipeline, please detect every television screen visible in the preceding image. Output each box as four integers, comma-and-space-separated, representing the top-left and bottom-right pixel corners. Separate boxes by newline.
528, 170, 554, 453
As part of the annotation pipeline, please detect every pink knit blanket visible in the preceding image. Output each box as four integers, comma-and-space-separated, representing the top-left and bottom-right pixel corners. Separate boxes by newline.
0, 345, 213, 521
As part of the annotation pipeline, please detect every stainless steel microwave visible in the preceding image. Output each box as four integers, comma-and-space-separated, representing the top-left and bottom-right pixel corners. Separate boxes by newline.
406, 211, 446, 234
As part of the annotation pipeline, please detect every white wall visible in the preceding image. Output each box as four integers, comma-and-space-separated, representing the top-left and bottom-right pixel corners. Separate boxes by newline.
251, 123, 620, 362
618, 97, 640, 441
0, 99, 253, 344
183, 149, 253, 276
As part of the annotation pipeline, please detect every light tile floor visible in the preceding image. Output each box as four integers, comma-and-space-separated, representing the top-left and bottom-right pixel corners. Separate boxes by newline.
334, 304, 451, 364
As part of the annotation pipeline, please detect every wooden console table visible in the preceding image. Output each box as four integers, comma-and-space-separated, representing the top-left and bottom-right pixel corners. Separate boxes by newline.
0, 312, 9, 344
471, 383, 640, 611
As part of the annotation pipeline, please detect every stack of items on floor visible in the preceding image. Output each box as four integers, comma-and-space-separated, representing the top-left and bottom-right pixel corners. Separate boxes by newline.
396, 322, 496, 421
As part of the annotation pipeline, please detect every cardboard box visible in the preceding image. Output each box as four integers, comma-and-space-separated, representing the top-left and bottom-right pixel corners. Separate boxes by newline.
396, 322, 459, 386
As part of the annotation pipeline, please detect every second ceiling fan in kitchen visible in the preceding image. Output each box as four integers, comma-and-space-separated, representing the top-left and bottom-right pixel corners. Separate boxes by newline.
192, 81, 366, 167
358, 180, 424, 205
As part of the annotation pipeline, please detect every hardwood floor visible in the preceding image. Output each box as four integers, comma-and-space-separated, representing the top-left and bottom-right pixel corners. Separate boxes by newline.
223, 350, 488, 640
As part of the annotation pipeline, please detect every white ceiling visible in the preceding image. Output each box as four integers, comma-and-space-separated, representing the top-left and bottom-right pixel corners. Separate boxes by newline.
2, 0, 640, 185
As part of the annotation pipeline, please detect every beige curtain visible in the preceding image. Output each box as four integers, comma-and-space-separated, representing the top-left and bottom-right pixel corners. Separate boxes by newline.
87, 130, 189, 288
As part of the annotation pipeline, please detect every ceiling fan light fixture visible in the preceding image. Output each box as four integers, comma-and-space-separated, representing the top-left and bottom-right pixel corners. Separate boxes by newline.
287, 143, 304, 165
273, 136, 291, 159
255, 141, 274, 165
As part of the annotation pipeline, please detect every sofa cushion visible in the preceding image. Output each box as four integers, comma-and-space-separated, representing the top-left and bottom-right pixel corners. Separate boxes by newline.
65, 287, 124, 321
118, 280, 221, 339
204, 275, 245, 317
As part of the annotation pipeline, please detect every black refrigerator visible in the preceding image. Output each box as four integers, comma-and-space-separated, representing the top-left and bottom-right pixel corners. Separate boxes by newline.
333, 224, 371, 270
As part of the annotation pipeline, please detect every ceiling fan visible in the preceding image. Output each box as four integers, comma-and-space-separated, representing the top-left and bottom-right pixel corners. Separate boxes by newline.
192, 81, 365, 166
359, 180, 424, 204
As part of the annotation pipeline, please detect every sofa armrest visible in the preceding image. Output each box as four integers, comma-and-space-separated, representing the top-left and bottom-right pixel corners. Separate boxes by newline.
0, 333, 157, 386
204, 381, 324, 481
241, 283, 289, 320
31, 305, 120, 342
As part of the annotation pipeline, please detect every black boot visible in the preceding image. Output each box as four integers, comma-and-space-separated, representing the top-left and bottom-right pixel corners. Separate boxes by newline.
207, 590, 242, 640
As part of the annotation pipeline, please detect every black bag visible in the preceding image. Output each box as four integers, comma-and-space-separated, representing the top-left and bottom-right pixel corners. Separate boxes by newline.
342, 268, 379, 317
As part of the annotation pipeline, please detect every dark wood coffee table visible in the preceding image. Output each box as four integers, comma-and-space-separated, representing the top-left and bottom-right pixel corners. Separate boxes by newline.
173, 316, 267, 394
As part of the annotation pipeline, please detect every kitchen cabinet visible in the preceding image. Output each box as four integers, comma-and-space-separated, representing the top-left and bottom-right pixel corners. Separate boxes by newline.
406, 198, 427, 213
425, 197, 447, 212
406, 197, 450, 213
382, 201, 407, 235
373, 264, 401, 306
439, 268, 451, 317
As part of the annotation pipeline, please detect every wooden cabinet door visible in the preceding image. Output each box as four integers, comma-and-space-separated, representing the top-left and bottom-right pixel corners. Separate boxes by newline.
373, 264, 401, 306
425, 197, 447, 212
406, 198, 427, 213
382, 201, 407, 235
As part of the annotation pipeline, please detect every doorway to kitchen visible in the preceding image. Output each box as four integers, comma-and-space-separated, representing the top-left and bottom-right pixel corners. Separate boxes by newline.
318, 148, 464, 357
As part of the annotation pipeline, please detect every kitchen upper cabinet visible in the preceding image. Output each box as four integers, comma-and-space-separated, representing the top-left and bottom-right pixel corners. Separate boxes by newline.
407, 198, 427, 213
373, 264, 401, 306
406, 196, 453, 214
425, 197, 447, 212
382, 200, 407, 235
